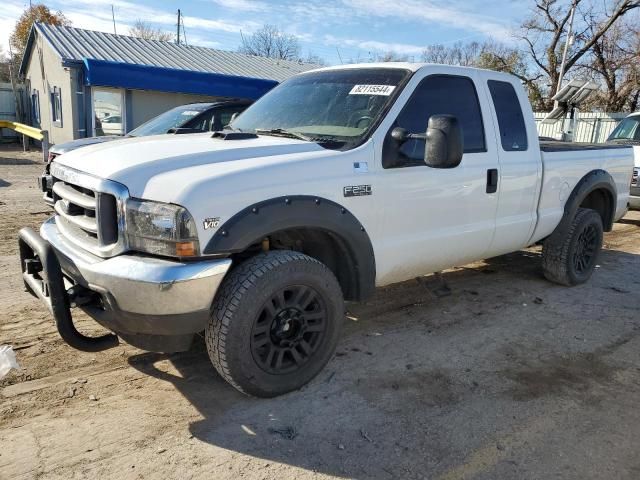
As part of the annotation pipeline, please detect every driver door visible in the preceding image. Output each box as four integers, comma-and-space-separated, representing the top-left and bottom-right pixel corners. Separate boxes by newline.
373, 72, 500, 285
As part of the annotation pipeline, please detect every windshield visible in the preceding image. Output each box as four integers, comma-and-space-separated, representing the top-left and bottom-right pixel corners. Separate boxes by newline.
232, 68, 411, 148
129, 104, 212, 137
608, 116, 640, 142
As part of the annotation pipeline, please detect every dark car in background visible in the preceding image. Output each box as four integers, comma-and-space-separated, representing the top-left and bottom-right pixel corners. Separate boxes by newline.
41, 100, 251, 204
47, 100, 252, 161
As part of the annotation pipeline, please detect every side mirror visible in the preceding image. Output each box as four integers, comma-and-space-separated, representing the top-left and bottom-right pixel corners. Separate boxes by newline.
424, 114, 463, 168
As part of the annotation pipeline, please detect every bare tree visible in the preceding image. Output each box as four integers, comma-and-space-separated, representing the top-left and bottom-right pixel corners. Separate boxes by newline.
239, 25, 300, 61
374, 51, 410, 62
305, 52, 327, 66
519, 0, 639, 110
128, 20, 173, 42
420, 40, 545, 107
577, 17, 640, 111
421, 42, 482, 66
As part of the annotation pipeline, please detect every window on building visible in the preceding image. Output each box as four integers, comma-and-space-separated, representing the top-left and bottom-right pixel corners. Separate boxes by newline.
487, 80, 528, 151
31, 90, 40, 125
51, 87, 62, 127
383, 75, 486, 168
93, 87, 125, 136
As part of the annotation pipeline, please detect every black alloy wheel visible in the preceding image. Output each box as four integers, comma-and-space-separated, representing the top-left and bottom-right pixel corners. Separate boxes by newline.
572, 223, 599, 274
250, 285, 327, 375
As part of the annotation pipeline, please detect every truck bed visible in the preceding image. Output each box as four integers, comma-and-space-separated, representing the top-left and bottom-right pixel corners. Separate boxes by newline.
531, 141, 634, 244
539, 141, 631, 152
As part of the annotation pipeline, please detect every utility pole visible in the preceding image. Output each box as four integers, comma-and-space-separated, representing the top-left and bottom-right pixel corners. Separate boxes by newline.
555, 2, 577, 141
556, 2, 576, 95
111, 5, 117, 35
176, 9, 181, 45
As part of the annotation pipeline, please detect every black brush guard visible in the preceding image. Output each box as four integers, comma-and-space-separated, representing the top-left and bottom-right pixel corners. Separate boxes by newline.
18, 227, 118, 352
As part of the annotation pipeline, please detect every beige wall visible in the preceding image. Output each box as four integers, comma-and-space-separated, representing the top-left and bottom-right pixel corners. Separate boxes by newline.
24, 33, 79, 145
128, 90, 223, 130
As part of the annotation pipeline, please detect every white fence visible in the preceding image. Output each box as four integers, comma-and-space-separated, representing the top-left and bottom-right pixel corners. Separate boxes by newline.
534, 111, 626, 143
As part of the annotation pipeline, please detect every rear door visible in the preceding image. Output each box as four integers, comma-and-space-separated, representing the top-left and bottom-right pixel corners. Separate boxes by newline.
373, 69, 501, 284
481, 76, 541, 256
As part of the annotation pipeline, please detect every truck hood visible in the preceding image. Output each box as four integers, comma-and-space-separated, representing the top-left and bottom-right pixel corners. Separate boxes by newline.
51, 135, 123, 155
53, 132, 327, 196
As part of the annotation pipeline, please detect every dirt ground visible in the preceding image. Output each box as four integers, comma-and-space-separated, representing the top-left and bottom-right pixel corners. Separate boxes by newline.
1, 145, 640, 480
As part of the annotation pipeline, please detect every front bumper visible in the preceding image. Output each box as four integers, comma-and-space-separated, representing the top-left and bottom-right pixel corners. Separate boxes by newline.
18, 218, 232, 352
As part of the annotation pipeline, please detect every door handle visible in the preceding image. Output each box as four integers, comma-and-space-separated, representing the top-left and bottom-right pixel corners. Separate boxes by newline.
486, 168, 498, 194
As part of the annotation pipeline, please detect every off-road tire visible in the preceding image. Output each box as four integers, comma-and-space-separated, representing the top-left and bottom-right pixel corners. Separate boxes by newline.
205, 250, 344, 397
542, 207, 603, 286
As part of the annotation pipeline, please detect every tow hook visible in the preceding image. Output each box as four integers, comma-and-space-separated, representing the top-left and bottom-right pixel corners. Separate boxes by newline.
67, 285, 100, 308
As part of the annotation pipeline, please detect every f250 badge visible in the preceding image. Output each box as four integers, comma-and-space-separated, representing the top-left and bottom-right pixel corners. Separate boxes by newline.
343, 185, 372, 197
203, 217, 221, 229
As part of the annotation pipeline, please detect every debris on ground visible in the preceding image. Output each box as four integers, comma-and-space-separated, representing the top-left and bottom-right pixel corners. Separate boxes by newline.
0, 345, 20, 379
610, 286, 630, 294
267, 426, 298, 440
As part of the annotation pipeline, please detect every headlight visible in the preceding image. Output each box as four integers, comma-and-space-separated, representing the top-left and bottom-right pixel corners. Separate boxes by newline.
125, 198, 199, 257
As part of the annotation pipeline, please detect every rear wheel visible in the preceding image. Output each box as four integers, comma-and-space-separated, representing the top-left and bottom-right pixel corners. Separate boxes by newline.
205, 250, 344, 397
542, 208, 603, 286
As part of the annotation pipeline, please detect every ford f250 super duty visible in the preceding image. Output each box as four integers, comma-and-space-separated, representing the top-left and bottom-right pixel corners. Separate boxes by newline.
18, 63, 633, 397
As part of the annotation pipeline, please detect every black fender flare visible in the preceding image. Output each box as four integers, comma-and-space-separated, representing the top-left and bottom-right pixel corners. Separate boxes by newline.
549, 170, 617, 243
203, 196, 376, 300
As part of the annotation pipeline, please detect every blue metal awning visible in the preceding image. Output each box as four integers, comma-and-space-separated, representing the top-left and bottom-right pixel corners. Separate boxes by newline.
82, 59, 278, 99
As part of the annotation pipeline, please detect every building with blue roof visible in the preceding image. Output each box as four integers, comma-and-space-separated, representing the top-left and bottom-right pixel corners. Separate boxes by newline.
20, 23, 318, 145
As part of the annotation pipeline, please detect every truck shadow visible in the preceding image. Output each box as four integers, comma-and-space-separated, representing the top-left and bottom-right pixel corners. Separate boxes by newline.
127, 246, 640, 479
618, 217, 640, 227
0, 157, 36, 165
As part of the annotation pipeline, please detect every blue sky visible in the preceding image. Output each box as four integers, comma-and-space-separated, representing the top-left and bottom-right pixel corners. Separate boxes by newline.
1, 0, 526, 64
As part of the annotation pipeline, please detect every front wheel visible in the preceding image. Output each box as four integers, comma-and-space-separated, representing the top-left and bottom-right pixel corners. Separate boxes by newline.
542, 207, 604, 286
205, 250, 344, 397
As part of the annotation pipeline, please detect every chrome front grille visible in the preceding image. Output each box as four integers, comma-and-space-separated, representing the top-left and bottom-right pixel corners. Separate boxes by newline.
49, 163, 129, 257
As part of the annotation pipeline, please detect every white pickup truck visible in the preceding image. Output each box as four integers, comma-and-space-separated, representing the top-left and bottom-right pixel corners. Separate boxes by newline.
19, 63, 633, 397
607, 111, 640, 208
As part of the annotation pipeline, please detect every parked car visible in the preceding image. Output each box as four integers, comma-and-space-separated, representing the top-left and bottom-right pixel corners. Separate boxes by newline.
40, 100, 252, 204
20, 63, 633, 398
606, 112, 640, 209
100, 115, 123, 135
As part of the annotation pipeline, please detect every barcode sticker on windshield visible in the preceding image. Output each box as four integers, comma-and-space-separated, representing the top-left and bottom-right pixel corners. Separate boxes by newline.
349, 85, 396, 96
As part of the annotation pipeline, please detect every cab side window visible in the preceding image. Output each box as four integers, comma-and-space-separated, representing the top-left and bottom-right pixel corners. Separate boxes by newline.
487, 80, 528, 151
383, 75, 486, 169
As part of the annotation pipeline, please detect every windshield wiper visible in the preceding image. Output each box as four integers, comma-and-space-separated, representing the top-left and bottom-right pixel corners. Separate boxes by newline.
255, 128, 313, 142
